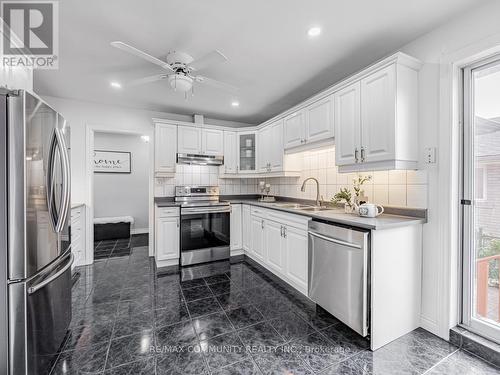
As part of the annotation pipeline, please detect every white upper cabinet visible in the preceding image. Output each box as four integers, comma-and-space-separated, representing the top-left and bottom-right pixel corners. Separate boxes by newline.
258, 120, 284, 173
223, 131, 238, 174
269, 120, 284, 171
238, 132, 257, 173
305, 95, 334, 144
155, 123, 177, 176
360, 65, 396, 163
178, 126, 202, 154
334, 56, 420, 172
283, 95, 334, 151
334, 82, 361, 166
202, 128, 224, 155
283, 111, 305, 149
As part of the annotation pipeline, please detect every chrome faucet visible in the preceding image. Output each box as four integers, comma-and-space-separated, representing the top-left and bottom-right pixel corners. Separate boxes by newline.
301, 177, 321, 206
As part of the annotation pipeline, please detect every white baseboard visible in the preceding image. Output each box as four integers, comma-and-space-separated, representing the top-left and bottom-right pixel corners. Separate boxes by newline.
131, 228, 149, 235
230, 249, 244, 256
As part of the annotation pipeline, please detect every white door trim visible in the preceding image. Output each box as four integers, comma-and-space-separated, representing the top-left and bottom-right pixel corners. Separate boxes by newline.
435, 34, 500, 340
84, 124, 155, 265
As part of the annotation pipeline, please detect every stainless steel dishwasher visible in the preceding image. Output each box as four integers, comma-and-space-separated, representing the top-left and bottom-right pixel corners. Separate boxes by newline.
308, 220, 369, 337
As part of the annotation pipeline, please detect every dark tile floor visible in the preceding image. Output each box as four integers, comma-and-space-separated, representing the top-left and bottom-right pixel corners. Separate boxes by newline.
53, 241, 500, 374
93, 234, 148, 259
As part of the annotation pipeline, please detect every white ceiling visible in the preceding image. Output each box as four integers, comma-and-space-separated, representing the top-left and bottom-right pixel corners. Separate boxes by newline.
34, 0, 488, 125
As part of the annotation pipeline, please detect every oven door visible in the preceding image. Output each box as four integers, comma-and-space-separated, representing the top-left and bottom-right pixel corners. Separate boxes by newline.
180, 206, 231, 266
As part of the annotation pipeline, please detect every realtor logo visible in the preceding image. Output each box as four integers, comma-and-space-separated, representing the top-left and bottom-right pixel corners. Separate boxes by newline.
0, 1, 59, 69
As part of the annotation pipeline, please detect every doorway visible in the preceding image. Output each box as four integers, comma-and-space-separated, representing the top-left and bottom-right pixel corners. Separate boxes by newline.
85, 126, 154, 264
462, 54, 500, 343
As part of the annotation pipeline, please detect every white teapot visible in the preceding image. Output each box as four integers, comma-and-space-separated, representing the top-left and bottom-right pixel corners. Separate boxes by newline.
357, 203, 384, 218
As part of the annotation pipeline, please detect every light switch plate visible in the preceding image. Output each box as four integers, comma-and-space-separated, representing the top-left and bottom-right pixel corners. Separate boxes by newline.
425, 147, 436, 164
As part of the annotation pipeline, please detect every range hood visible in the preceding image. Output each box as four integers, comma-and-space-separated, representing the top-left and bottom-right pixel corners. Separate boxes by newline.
177, 153, 224, 166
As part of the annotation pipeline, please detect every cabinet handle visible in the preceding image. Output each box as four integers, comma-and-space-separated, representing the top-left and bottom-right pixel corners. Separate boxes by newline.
354, 148, 359, 163
177, 219, 179, 228
280, 225, 284, 237
283, 226, 287, 238
261, 219, 264, 229
361, 147, 366, 162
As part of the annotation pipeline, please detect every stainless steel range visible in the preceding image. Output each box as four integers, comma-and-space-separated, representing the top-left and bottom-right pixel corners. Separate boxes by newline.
176, 186, 231, 266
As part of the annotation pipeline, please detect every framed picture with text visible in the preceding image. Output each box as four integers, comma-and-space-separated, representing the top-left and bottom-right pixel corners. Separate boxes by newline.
94, 150, 131, 173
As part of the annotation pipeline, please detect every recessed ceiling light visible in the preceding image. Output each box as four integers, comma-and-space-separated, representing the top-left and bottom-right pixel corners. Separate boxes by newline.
110, 81, 122, 89
308, 27, 321, 37
231, 101, 239, 107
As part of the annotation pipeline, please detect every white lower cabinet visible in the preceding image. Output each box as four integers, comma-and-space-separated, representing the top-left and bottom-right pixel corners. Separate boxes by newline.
251, 214, 266, 262
155, 206, 180, 267
283, 225, 308, 292
230, 204, 242, 252
71, 205, 86, 266
246, 205, 309, 295
265, 220, 285, 274
242, 205, 251, 251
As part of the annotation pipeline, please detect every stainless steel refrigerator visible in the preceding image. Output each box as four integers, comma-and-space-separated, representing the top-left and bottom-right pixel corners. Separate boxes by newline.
0, 90, 72, 375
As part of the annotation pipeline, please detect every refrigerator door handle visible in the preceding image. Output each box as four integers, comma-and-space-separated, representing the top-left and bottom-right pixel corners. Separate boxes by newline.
28, 252, 73, 295
55, 127, 70, 233
46, 129, 58, 231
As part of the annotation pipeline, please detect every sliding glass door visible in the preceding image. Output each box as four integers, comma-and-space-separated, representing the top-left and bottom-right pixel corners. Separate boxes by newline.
462, 55, 500, 343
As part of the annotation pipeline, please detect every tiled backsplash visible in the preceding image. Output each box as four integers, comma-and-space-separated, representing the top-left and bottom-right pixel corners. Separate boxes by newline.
155, 146, 428, 208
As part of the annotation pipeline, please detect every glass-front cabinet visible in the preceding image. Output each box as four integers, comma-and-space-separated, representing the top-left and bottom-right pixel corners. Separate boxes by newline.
238, 132, 256, 173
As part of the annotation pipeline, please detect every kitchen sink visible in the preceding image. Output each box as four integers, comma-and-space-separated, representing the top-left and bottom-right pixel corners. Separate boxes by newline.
299, 206, 334, 212
273, 203, 312, 209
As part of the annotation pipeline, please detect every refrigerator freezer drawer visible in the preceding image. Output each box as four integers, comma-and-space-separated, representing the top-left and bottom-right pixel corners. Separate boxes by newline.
9, 252, 73, 375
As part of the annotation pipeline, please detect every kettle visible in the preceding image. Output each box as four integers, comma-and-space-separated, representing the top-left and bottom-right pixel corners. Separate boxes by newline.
357, 203, 384, 218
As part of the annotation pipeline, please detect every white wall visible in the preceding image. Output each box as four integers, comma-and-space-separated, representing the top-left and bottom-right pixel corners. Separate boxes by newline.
94, 132, 149, 231
399, 0, 500, 338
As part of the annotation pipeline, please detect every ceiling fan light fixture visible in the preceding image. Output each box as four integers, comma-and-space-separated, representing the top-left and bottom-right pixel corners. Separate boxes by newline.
110, 81, 122, 89
168, 74, 193, 93
231, 101, 240, 107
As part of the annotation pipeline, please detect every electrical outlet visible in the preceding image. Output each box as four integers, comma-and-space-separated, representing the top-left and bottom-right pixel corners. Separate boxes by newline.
425, 147, 436, 164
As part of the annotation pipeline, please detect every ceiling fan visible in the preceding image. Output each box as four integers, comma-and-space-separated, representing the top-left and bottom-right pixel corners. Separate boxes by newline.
110, 41, 238, 97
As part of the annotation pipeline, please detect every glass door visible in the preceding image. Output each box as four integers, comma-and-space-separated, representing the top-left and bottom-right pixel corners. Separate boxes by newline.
462, 55, 500, 343
238, 132, 256, 172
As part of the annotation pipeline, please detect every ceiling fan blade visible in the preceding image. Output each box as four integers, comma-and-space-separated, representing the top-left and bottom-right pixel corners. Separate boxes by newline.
195, 75, 238, 93
111, 41, 173, 72
189, 50, 228, 71
126, 74, 168, 87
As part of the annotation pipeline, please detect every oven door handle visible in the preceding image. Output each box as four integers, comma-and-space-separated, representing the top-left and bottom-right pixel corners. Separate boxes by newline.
181, 206, 232, 214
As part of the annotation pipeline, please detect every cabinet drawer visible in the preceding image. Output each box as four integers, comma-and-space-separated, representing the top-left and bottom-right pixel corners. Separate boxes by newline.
250, 206, 267, 218
157, 207, 179, 217
267, 210, 310, 231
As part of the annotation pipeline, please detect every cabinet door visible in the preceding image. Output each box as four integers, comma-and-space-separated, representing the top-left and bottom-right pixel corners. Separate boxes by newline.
155, 123, 177, 174
306, 96, 334, 144
230, 204, 242, 250
283, 111, 305, 149
156, 216, 179, 261
242, 205, 251, 251
265, 220, 285, 275
251, 216, 265, 261
238, 133, 256, 172
360, 65, 396, 163
178, 126, 202, 154
202, 128, 224, 155
257, 127, 270, 172
223, 131, 237, 174
334, 82, 361, 166
284, 226, 308, 292
269, 121, 284, 172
